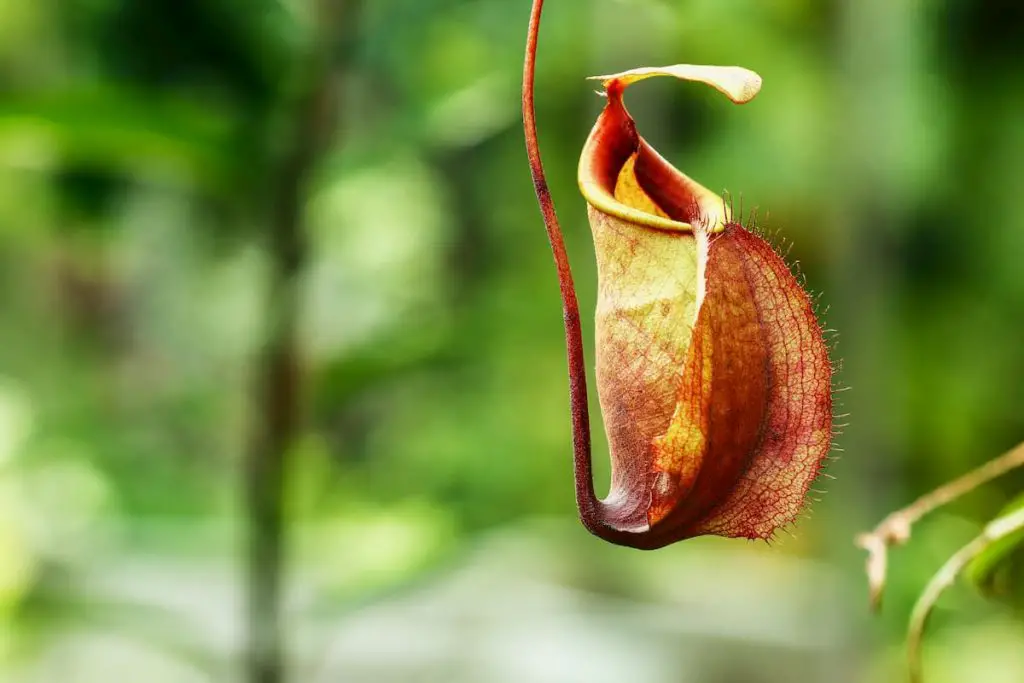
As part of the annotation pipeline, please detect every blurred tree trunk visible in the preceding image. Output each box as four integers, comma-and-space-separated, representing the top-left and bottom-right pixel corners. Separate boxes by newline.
244, 2, 360, 682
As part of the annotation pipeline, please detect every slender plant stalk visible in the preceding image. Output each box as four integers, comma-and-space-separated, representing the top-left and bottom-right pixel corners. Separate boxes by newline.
888, 442, 1024, 530
522, 0, 600, 526
907, 504, 1024, 683
856, 440, 1024, 609
244, 2, 358, 681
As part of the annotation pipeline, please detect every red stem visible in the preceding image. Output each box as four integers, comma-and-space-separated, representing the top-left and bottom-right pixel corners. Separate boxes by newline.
522, 0, 601, 530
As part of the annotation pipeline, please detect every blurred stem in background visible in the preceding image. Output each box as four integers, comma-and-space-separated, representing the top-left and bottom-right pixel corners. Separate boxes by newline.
245, 2, 360, 682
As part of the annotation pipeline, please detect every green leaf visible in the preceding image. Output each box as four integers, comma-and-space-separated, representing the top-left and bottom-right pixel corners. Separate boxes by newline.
966, 491, 1024, 604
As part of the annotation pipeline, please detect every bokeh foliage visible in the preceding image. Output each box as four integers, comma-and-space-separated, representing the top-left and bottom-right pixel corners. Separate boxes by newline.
0, 0, 1022, 681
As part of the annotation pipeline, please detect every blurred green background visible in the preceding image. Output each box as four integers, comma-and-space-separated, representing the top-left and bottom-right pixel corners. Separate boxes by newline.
0, 0, 1022, 681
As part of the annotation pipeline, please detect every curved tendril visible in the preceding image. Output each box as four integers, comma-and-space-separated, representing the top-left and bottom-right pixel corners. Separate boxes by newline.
522, 0, 604, 531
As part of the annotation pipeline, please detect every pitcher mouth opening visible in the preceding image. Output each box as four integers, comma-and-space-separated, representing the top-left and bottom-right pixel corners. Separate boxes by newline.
577, 80, 729, 234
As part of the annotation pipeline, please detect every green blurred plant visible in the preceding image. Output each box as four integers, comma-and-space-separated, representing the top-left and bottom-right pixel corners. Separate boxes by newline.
857, 440, 1024, 683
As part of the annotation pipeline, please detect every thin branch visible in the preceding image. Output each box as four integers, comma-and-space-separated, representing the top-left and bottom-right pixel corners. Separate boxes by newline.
522, 0, 599, 522
856, 440, 1024, 610
906, 504, 1024, 683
